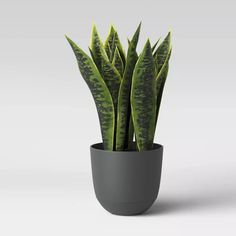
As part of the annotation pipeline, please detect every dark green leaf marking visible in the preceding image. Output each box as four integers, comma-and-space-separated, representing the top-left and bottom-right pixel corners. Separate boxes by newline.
116, 23, 141, 151
131, 40, 156, 151
66, 36, 115, 150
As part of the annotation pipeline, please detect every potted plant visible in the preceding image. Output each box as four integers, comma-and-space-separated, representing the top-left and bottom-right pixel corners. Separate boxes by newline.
66, 23, 172, 215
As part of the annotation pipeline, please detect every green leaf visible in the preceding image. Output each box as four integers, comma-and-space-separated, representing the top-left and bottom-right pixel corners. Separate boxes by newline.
116, 23, 141, 151
66, 36, 115, 150
154, 31, 172, 127
154, 32, 171, 75
112, 47, 124, 76
104, 26, 116, 61
155, 48, 172, 126
131, 40, 157, 151
90, 25, 108, 76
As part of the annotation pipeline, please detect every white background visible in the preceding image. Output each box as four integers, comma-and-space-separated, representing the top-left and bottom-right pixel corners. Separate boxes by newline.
0, 0, 236, 235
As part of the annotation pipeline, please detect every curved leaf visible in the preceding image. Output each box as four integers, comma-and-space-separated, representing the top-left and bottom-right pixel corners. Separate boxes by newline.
116, 23, 141, 151
66, 36, 115, 150
131, 40, 156, 151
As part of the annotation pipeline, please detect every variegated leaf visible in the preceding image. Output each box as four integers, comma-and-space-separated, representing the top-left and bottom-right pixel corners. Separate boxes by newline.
115, 23, 141, 151
66, 36, 115, 150
131, 40, 156, 151
155, 48, 172, 126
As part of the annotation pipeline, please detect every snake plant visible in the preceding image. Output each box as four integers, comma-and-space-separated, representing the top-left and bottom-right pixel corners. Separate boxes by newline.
66, 23, 172, 151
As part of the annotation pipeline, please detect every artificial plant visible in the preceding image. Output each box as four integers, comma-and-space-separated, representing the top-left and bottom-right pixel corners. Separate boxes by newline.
66, 23, 172, 151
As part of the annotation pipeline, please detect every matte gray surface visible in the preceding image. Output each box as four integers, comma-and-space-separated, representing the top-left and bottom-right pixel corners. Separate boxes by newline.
90, 143, 163, 215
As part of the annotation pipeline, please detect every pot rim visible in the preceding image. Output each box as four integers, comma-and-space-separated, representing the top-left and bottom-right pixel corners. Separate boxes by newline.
90, 142, 163, 153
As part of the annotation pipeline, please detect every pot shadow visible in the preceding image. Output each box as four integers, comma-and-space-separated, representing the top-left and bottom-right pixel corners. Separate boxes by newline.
146, 195, 235, 216
145, 169, 236, 216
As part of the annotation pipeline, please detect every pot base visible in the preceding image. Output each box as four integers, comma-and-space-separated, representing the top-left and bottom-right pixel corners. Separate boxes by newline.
97, 198, 156, 216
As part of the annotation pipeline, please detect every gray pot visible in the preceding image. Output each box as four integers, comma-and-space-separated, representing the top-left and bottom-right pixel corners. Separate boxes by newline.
90, 143, 163, 216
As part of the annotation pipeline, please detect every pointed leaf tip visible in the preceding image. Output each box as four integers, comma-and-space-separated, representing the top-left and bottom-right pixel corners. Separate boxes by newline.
65, 36, 76, 47
110, 25, 116, 33
133, 23, 141, 37
138, 21, 142, 28
65, 35, 70, 41
137, 22, 141, 32
144, 39, 152, 51
92, 24, 97, 34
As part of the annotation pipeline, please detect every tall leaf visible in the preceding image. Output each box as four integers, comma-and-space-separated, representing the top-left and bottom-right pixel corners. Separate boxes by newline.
154, 31, 172, 127
131, 40, 156, 151
155, 48, 172, 126
66, 36, 115, 150
126, 39, 138, 150
115, 23, 141, 151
